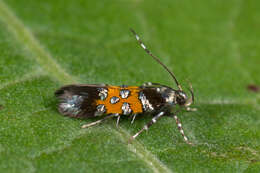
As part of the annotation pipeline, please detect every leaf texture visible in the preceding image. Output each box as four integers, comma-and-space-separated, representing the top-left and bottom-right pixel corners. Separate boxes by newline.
0, 0, 260, 172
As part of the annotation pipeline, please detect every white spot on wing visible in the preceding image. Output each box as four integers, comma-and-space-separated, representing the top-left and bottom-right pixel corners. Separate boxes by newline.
139, 92, 154, 112
110, 96, 120, 104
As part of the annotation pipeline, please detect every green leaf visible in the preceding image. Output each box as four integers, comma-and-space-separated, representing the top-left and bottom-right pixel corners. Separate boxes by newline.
0, 0, 260, 172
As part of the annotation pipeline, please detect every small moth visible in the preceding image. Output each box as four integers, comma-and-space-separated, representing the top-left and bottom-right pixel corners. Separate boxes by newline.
55, 29, 196, 144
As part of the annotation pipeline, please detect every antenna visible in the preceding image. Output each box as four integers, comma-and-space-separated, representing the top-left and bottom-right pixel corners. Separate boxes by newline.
187, 80, 194, 103
130, 28, 182, 91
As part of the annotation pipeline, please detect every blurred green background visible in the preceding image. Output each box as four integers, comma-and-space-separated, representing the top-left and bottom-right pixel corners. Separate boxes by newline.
0, 0, 259, 172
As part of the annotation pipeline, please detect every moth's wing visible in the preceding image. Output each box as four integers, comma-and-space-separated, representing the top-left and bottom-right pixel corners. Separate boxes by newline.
55, 84, 107, 118
140, 87, 165, 111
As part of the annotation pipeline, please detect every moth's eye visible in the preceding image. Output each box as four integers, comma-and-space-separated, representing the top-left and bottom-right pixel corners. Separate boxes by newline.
176, 91, 187, 105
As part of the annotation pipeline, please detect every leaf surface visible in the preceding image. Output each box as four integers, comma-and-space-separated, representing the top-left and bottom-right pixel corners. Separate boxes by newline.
0, 0, 260, 172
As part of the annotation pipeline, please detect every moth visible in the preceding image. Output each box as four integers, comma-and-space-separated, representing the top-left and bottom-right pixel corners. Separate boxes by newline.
55, 29, 196, 144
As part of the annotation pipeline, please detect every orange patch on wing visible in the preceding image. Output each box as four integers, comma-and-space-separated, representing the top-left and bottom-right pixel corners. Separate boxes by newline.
96, 86, 143, 114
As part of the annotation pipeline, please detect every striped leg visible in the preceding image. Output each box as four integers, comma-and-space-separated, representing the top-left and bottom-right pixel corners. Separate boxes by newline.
116, 115, 120, 127
81, 114, 115, 128
173, 115, 193, 145
141, 82, 154, 87
131, 114, 137, 124
141, 82, 171, 90
186, 107, 197, 112
129, 112, 165, 142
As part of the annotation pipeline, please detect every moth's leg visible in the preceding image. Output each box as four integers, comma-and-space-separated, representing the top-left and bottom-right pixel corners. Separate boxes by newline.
140, 82, 170, 89
131, 114, 137, 124
81, 114, 115, 128
129, 111, 165, 142
141, 82, 163, 87
186, 107, 197, 112
116, 114, 120, 127
141, 82, 153, 87
120, 84, 128, 88
93, 83, 108, 87
173, 114, 193, 145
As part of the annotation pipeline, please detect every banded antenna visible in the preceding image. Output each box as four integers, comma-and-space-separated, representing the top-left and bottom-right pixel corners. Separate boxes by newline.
130, 28, 183, 91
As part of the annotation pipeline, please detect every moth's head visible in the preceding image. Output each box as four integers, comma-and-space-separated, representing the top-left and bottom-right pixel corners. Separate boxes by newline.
175, 90, 190, 106
175, 82, 194, 107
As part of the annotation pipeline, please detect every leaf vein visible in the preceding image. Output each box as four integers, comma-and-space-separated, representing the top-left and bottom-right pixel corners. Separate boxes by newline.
0, 0, 77, 84
0, 70, 45, 90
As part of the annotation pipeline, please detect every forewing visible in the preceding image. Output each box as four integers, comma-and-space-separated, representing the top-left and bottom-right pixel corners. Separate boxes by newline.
141, 87, 165, 111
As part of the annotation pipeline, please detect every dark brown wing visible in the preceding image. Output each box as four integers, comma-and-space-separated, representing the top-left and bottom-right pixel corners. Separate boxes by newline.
55, 84, 107, 118
140, 87, 166, 112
